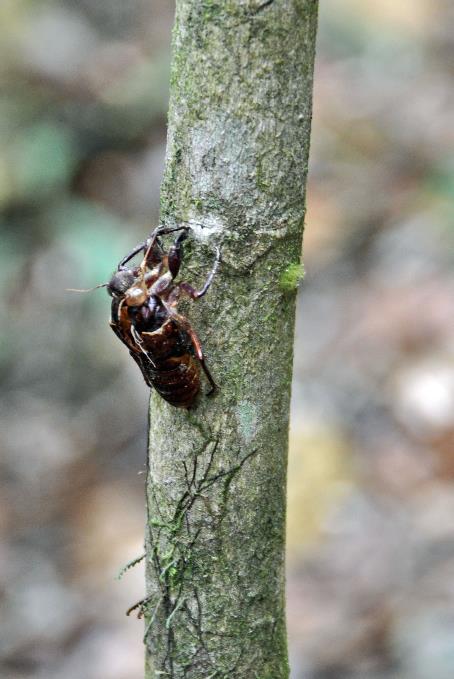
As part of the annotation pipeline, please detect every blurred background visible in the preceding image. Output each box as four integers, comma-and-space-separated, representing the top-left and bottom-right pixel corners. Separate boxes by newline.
0, 0, 453, 677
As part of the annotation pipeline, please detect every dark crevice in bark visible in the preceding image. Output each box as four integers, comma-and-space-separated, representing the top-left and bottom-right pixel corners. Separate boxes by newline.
253, 0, 275, 14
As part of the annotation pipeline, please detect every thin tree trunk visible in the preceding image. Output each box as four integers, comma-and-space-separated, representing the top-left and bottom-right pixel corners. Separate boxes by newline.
145, 1, 318, 677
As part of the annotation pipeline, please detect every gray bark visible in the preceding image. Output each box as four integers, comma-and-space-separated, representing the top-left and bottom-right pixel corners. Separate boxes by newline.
144, 1, 318, 677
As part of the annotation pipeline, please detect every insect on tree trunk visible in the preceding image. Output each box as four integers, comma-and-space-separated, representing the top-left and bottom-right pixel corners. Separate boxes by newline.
144, 1, 318, 677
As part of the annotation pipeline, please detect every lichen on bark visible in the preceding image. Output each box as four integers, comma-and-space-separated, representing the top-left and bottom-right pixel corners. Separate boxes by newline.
144, 1, 318, 677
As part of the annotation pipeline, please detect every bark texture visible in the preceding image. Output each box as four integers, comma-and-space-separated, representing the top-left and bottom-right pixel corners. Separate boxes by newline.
145, 1, 318, 677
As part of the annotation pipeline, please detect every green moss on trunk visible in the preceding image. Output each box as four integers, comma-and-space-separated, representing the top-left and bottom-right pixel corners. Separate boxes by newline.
145, 1, 318, 677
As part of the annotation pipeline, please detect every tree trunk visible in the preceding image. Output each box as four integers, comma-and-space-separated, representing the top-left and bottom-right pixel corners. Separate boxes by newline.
144, 1, 318, 677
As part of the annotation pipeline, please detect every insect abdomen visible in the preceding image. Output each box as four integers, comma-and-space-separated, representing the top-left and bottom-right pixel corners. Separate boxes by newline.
111, 304, 201, 407
139, 321, 200, 408
146, 353, 200, 407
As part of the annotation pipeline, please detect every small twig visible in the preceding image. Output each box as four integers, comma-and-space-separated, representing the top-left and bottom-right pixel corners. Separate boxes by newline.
143, 596, 164, 641
116, 553, 145, 580
127, 594, 153, 618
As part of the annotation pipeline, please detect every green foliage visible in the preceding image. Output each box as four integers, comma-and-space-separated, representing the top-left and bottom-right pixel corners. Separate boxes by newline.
279, 262, 305, 292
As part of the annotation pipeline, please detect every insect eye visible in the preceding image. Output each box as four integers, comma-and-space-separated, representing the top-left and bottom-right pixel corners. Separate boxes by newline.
125, 287, 147, 307
107, 270, 135, 296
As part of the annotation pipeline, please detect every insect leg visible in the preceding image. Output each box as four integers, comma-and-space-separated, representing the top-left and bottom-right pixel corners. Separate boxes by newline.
117, 241, 148, 270
118, 226, 190, 271
165, 307, 217, 395
154, 225, 190, 238
168, 230, 189, 279
178, 246, 221, 299
141, 225, 191, 272
117, 226, 171, 271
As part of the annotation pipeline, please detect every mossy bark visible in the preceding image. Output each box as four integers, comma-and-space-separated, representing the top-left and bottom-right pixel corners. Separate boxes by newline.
145, 1, 318, 677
